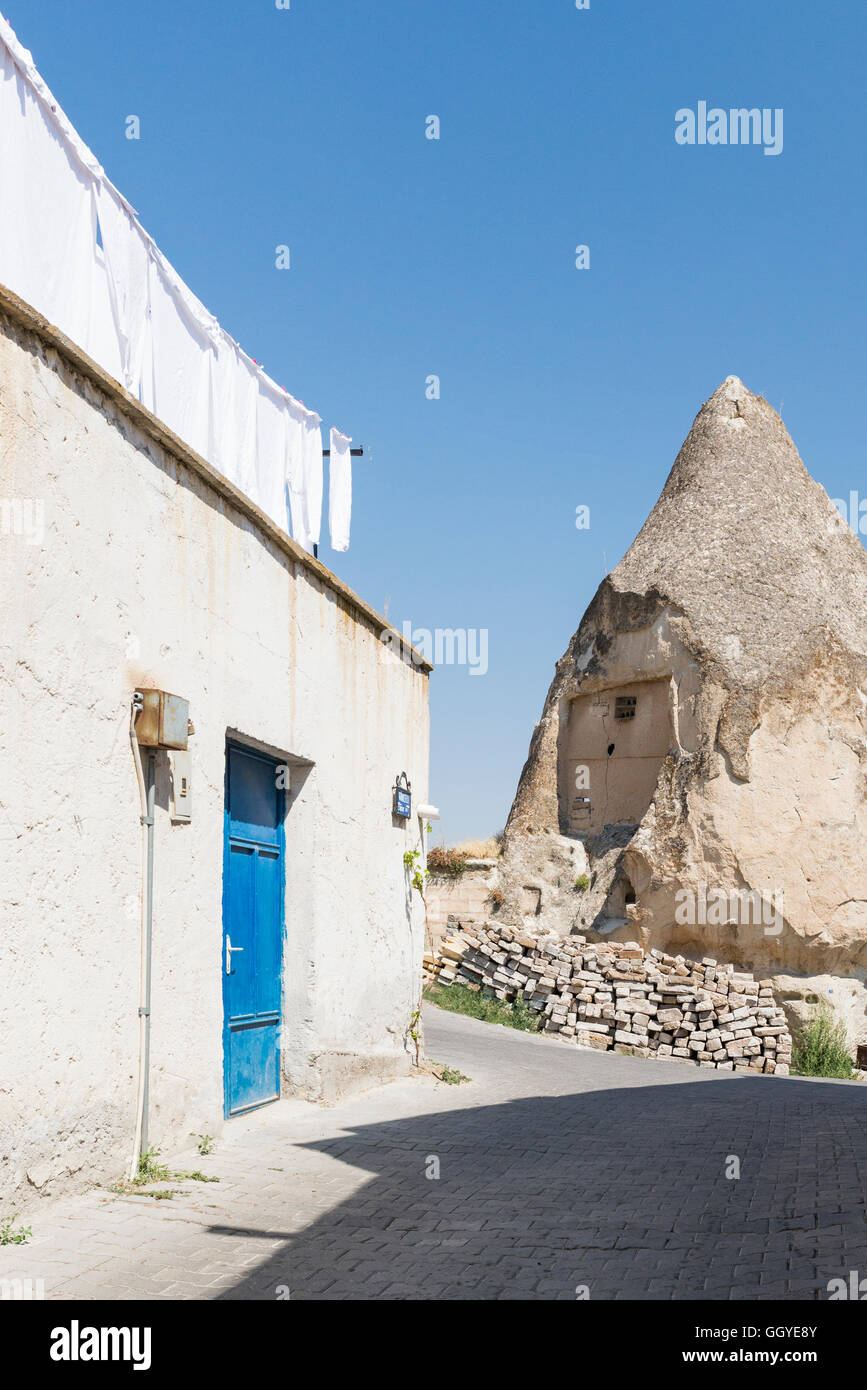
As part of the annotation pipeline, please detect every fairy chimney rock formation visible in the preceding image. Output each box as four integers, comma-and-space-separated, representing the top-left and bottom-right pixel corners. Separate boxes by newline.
501, 377, 867, 1040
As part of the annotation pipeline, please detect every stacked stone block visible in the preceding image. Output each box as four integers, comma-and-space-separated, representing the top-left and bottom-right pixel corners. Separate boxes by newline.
426, 922, 792, 1075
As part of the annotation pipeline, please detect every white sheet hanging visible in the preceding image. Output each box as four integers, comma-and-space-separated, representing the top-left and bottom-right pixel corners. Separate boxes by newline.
0, 41, 99, 349
233, 353, 261, 501
255, 381, 289, 532
299, 415, 323, 554
86, 240, 123, 383
143, 251, 217, 462
328, 428, 352, 552
284, 401, 307, 549
284, 409, 322, 555
208, 335, 244, 489
0, 11, 334, 555
96, 184, 151, 396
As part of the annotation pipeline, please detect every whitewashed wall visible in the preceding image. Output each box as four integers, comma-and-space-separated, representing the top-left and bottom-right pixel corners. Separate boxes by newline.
0, 297, 430, 1205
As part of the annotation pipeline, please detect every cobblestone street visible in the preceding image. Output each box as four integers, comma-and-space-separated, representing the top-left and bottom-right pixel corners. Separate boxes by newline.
3, 1006, 865, 1301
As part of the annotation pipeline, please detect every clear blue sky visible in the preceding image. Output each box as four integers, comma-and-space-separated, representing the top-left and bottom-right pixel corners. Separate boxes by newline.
12, 0, 866, 843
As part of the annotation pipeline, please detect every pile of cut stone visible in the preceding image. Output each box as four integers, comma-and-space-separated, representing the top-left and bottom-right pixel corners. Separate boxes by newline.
426, 921, 792, 1074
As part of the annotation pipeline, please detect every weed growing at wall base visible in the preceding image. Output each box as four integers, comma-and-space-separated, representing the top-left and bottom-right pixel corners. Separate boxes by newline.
791, 1003, 856, 1079
110, 1147, 220, 1196
433, 1063, 471, 1084
0, 1215, 31, 1245
135, 1147, 169, 1183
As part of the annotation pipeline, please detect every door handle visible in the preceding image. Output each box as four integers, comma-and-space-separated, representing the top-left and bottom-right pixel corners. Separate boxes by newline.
225, 934, 244, 975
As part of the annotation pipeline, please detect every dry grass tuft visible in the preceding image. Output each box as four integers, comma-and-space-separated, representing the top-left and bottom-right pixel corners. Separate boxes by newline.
451, 835, 503, 859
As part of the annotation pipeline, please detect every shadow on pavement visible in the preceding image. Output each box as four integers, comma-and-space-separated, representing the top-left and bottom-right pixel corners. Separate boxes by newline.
213, 1073, 867, 1300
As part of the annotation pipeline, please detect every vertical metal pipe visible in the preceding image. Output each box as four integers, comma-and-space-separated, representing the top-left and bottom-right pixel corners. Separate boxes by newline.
140, 753, 155, 1155
128, 697, 147, 1181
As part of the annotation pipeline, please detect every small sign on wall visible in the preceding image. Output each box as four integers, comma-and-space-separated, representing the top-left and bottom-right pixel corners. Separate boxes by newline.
393, 772, 412, 818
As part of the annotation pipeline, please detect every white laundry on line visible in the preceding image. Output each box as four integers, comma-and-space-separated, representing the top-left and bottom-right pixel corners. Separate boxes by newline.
96, 184, 152, 397
328, 428, 352, 552
0, 40, 100, 352
287, 413, 323, 556
0, 10, 344, 556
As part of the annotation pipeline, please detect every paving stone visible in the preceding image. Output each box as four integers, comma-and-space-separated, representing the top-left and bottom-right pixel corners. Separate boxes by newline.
1, 1008, 862, 1302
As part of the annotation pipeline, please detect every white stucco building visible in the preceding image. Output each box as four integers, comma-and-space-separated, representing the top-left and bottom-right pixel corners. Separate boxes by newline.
0, 282, 431, 1205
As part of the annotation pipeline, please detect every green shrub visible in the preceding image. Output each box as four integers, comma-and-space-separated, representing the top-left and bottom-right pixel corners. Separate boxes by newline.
135, 1147, 170, 1184
425, 982, 544, 1033
433, 1064, 471, 1085
574, 874, 590, 892
0, 1215, 31, 1245
792, 1004, 856, 1080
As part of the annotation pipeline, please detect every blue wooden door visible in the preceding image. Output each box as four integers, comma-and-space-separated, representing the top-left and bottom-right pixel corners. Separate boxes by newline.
222, 743, 285, 1116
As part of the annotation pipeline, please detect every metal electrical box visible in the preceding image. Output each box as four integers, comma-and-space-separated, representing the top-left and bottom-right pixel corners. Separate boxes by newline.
135, 690, 190, 750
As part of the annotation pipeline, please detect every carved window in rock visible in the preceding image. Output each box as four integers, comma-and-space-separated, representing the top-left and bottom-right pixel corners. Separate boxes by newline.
614, 696, 637, 721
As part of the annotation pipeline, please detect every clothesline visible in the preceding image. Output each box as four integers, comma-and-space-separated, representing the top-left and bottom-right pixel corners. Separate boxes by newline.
0, 11, 353, 554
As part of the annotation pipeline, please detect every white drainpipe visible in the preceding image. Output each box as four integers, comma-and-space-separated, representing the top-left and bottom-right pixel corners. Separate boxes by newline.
128, 694, 155, 1180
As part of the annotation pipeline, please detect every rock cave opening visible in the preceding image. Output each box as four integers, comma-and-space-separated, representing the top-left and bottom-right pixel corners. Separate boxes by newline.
559, 677, 672, 836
